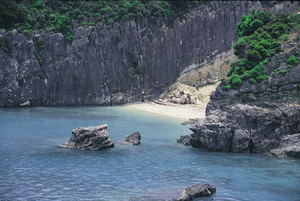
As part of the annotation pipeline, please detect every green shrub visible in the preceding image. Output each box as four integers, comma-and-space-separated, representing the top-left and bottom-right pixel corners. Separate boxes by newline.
222, 85, 231, 90
279, 70, 288, 74
227, 10, 300, 87
287, 55, 299, 65
235, 10, 272, 37
233, 37, 247, 57
256, 74, 269, 81
1, 0, 196, 43
220, 77, 229, 85
279, 34, 288, 41
22, 29, 32, 35
230, 73, 242, 89
0, 0, 29, 29
249, 78, 257, 84
263, 58, 269, 64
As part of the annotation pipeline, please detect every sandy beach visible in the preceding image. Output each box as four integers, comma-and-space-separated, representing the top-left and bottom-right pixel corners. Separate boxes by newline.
123, 83, 218, 121
123, 101, 207, 121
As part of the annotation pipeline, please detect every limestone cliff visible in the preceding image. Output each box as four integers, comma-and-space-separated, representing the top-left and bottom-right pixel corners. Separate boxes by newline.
190, 29, 300, 158
0, 1, 298, 107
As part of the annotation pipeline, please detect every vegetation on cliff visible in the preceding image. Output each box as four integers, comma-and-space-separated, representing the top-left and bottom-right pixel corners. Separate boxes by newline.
223, 10, 300, 90
0, 0, 198, 43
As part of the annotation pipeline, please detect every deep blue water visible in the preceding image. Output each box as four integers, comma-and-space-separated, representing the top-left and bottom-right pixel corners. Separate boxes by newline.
0, 106, 300, 201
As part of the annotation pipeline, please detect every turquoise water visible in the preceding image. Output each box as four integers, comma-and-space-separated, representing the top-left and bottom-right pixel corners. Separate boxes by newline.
0, 106, 300, 201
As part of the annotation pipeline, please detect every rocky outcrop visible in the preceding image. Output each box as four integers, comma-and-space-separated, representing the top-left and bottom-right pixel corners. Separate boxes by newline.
160, 82, 202, 104
176, 184, 216, 201
62, 124, 114, 150
177, 135, 191, 146
0, 1, 298, 107
181, 118, 200, 125
270, 134, 300, 158
159, 81, 219, 105
124, 132, 141, 145
190, 39, 300, 158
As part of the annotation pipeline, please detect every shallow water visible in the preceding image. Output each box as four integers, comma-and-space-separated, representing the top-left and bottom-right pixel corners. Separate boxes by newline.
0, 106, 300, 201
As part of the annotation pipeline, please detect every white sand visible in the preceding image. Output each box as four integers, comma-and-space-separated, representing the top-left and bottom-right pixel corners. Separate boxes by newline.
123, 82, 219, 121
123, 83, 218, 121
123, 101, 206, 121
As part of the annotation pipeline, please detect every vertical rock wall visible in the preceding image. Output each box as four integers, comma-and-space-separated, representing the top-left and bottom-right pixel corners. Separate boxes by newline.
0, 1, 298, 107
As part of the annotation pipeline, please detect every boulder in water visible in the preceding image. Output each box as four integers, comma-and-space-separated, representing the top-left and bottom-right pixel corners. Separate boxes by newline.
62, 124, 114, 150
124, 132, 141, 145
176, 184, 216, 201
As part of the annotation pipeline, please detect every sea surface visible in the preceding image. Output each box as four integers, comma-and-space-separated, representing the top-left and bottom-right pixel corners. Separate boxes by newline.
0, 106, 300, 201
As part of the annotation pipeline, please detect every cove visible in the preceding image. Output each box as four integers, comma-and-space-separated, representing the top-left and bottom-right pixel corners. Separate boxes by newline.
0, 106, 300, 201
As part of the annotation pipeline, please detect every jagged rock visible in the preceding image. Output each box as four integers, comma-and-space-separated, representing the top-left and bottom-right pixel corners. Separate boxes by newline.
62, 124, 114, 150
180, 95, 187, 104
177, 135, 191, 146
170, 97, 181, 104
181, 118, 200, 125
124, 132, 141, 145
176, 184, 216, 201
232, 129, 251, 153
190, 44, 300, 158
190, 96, 196, 104
174, 91, 181, 98
0, 2, 297, 107
270, 134, 300, 158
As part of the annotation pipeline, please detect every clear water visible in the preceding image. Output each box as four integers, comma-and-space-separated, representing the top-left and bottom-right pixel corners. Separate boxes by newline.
0, 107, 300, 201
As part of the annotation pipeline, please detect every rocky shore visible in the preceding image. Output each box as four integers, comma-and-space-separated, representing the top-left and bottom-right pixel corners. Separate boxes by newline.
189, 40, 300, 158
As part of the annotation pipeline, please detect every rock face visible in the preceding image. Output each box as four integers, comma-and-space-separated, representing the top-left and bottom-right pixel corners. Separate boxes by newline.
190, 41, 300, 158
124, 132, 141, 145
181, 118, 200, 125
177, 135, 191, 146
62, 124, 114, 150
270, 134, 300, 158
0, 1, 298, 107
176, 184, 216, 201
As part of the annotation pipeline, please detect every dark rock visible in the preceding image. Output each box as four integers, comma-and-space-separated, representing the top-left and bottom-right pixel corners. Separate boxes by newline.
0, 2, 298, 107
177, 135, 191, 146
62, 124, 114, 150
190, 43, 300, 158
181, 118, 200, 125
270, 134, 300, 158
176, 184, 216, 201
124, 132, 141, 145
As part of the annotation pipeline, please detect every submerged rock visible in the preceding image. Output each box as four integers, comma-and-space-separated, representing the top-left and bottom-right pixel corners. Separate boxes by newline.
124, 132, 141, 145
176, 184, 216, 201
62, 124, 114, 150
177, 135, 191, 146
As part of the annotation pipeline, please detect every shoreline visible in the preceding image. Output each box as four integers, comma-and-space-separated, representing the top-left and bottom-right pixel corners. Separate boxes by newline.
122, 83, 218, 121
122, 100, 207, 121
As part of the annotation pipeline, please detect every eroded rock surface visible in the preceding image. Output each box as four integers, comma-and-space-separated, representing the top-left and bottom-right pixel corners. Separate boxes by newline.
0, 1, 297, 107
176, 184, 216, 201
190, 42, 300, 158
177, 135, 191, 146
124, 132, 141, 145
62, 124, 114, 150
